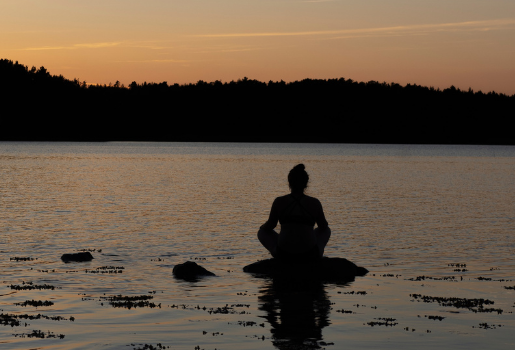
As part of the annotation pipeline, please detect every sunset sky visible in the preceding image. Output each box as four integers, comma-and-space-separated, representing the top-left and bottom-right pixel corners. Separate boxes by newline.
2, 0, 515, 94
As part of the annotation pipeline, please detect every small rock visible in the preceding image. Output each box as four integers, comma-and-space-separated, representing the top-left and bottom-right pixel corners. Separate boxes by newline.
243, 257, 368, 281
61, 252, 94, 262
173, 261, 216, 280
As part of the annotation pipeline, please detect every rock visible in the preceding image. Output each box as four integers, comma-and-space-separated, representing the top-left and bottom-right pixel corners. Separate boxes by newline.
61, 252, 94, 262
173, 261, 216, 280
243, 257, 368, 281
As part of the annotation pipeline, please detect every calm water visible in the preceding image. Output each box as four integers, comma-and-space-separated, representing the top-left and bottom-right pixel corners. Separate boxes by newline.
1, 142, 514, 350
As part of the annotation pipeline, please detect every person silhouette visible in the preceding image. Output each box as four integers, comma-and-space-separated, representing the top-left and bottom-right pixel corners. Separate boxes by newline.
258, 164, 331, 261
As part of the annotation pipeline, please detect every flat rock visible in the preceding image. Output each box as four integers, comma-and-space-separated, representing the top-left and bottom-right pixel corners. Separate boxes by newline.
61, 252, 94, 262
243, 257, 368, 281
173, 261, 216, 280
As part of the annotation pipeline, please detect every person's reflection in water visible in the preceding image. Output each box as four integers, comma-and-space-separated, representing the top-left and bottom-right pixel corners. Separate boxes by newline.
258, 275, 351, 350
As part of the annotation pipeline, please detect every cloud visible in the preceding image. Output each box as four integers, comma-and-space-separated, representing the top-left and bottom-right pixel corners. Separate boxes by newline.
194, 18, 515, 39
131, 59, 190, 63
73, 42, 121, 49
22, 42, 121, 51
188, 44, 267, 54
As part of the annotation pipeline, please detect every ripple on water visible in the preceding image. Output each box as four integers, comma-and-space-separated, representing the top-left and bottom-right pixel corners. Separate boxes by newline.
1, 142, 514, 350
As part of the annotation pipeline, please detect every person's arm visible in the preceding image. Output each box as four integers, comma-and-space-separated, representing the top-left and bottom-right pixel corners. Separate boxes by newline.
313, 198, 329, 230
260, 198, 280, 230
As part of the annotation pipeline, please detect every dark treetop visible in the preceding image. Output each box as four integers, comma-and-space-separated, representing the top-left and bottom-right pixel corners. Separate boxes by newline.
2, 58, 514, 144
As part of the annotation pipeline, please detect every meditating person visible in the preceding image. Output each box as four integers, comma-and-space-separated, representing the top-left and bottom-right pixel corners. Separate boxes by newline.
258, 164, 331, 261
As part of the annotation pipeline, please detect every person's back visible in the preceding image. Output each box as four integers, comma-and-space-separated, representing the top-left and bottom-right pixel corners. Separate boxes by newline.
275, 194, 321, 255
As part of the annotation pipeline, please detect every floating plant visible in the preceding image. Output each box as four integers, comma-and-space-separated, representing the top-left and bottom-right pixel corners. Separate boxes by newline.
366, 317, 398, 326
9, 283, 58, 290
14, 300, 54, 307
12, 329, 65, 339
409, 294, 502, 313
341, 291, 367, 295
426, 315, 446, 321
10, 257, 36, 261
100, 295, 159, 309
1, 312, 73, 327
85, 266, 124, 274
131, 343, 170, 350
407, 276, 459, 282
336, 309, 354, 314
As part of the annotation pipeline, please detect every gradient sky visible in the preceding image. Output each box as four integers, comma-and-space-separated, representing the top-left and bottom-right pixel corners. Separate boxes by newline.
2, 0, 515, 94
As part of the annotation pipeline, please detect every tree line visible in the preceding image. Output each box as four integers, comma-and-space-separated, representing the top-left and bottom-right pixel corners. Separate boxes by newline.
1, 58, 513, 144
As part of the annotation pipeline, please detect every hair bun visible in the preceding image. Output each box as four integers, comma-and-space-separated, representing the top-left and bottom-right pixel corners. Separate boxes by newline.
293, 164, 305, 171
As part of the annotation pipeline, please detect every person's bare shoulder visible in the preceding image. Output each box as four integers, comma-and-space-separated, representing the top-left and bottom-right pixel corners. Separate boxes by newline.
304, 196, 324, 215
275, 195, 290, 206
304, 195, 322, 206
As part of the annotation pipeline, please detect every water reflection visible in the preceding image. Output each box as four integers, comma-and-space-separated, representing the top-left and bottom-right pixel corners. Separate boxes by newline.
258, 275, 352, 350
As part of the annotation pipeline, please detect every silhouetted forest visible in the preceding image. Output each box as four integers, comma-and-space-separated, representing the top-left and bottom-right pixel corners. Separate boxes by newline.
1, 58, 513, 144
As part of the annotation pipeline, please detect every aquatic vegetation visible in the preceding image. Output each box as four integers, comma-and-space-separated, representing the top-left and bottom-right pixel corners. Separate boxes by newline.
12, 329, 65, 339
1, 314, 22, 327
407, 276, 459, 282
341, 291, 367, 295
245, 334, 267, 341
476, 277, 513, 282
208, 305, 245, 315
131, 343, 169, 350
168, 303, 252, 315
476, 276, 493, 281
236, 320, 264, 327
0, 312, 73, 327
9, 283, 58, 290
85, 266, 124, 274
14, 300, 54, 307
473, 323, 503, 330
366, 318, 398, 326
409, 294, 502, 313
336, 309, 354, 314
404, 327, 430, 333
100, 295, 159, 309
231, 304, 250, 308
9, 257, 36, 261
426, 315, 446, 321
380, 274, 401, 278
471, 308, 504, 314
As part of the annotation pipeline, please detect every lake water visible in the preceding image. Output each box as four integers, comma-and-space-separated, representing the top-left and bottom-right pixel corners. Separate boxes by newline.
1, 142, 514, 350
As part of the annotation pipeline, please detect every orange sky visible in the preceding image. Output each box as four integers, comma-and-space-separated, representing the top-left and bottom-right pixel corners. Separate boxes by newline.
2, 0, 515, 94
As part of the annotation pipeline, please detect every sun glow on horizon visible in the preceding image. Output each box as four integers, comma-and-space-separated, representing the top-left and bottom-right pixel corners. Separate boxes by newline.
1, 0, 514, 94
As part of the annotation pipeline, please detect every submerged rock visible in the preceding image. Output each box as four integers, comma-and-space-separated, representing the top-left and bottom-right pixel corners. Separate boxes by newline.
243, 257, 368, 281
61, 252, 94, 262
173, 261, 216, 280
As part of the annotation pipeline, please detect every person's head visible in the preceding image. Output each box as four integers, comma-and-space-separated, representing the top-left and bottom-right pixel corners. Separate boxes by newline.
288, 164, 309, 193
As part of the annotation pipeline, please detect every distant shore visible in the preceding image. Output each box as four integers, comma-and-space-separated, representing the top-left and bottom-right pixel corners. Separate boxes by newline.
2, 58, 514, 145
